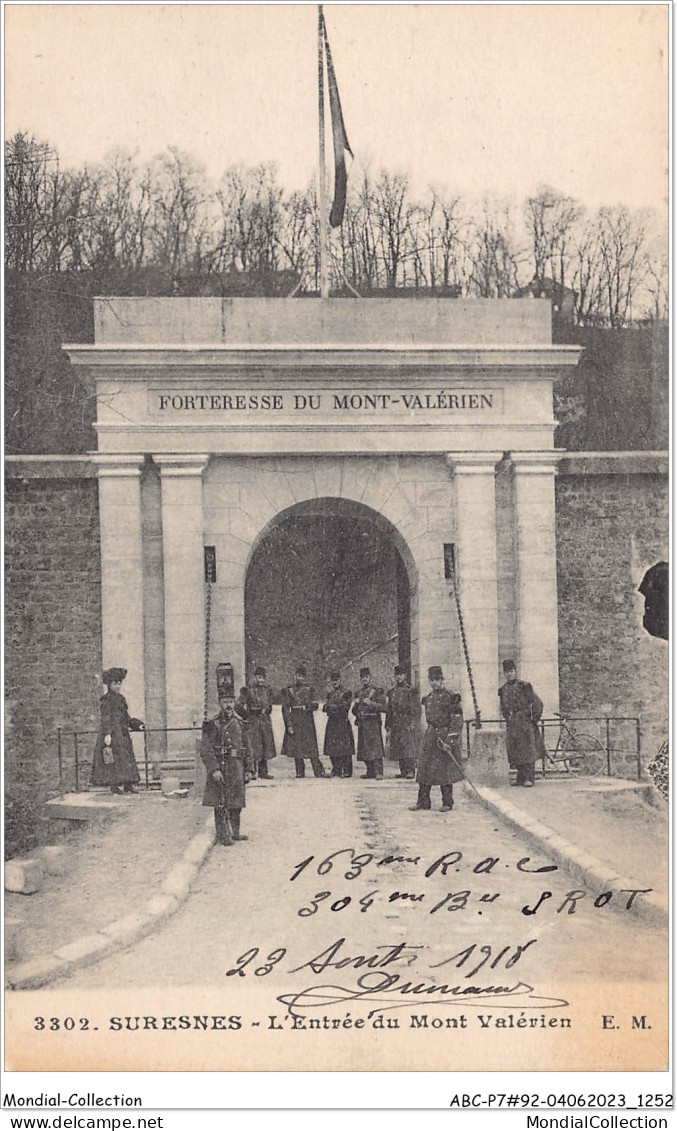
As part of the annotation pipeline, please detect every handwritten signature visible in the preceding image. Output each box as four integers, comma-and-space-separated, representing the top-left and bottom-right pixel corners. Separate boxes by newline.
277, 970, 569, 1019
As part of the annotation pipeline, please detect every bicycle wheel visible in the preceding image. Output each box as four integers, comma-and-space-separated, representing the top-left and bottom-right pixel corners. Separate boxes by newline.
561, 733, 606, 775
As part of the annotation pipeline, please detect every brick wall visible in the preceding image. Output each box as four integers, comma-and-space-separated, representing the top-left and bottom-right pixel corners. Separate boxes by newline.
4, 461, 102, 857
556, 455, 669, 762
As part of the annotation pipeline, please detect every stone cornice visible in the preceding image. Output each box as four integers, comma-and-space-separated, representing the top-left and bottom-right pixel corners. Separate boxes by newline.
153, 453, 210, 477
446, 451, 505, 474
63, 342, 581, 380
90, 453, 145, 478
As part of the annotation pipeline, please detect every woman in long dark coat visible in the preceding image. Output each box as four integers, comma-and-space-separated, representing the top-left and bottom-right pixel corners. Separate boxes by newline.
322, 671, 355, 777
91, 667, 144, 795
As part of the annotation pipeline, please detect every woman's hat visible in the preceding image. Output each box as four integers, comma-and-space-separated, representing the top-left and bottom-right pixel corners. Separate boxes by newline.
102, 667, 127, 685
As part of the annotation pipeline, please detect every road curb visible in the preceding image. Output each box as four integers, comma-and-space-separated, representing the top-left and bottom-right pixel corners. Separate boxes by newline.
465, 782, 668, 929
5, 816, 216, 991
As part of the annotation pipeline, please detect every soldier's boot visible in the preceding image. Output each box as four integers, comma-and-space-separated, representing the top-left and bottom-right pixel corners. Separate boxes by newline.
311, 758, 327, 777
295, 759, 306, 778
343, 758, 353, 778
258, 759, 273, 780
440, 784, 454, 812
374, 758, 384, 780
410, 784, 432, 811
214, 807, 234, 846
229, 809, 248, 841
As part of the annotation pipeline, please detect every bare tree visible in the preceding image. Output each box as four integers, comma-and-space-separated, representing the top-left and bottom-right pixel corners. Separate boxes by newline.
597, 205, 648, 327
524, 184, 582, 294
469, 197, 522, 297
372, 170, 415, 290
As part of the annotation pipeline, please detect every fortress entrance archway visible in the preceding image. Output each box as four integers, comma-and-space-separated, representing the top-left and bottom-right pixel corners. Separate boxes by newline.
244, 497, 418, 697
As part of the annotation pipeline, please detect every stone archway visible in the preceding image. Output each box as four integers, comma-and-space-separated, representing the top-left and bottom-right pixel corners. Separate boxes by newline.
201, 453, 460, 719
243, 497, 418, 696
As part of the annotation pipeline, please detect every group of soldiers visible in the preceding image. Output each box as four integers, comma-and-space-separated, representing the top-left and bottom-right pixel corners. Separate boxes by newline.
91, 658, 545, 847
199, 661, 477, 844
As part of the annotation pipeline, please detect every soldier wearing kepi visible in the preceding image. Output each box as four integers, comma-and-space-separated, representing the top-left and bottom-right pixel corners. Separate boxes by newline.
281, 665, 326, 778
201, 668, 254, 846
322, 670, 355, 778
498, 659, 545, 787
91, 668, 144, 795
411, 666, 464, 811
352, 667, 387, 779
385, 664, 418, 779
236, 666, 276, 780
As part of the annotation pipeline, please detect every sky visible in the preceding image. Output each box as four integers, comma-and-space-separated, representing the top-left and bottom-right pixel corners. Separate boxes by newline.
4, 3, 669, 214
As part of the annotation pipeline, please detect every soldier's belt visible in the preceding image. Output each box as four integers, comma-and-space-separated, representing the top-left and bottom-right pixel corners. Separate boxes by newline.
290, 705, 308, 711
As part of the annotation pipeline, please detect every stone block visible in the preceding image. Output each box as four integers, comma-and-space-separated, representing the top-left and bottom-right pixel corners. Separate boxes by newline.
340, 457, 376, 503
238, 485, 277, 526
5, 954, 70, 991
416, 482, 451, 508
143, 894, 179, 921
229, 508, 261, 544
204, 481, 241, 507
35, 845, 71, 876
5, 858, 46, 894
469, 729, 507, 786
254, 470, 296, 514
183, 830, 216, 864
361, 459, 400, 512
311, 457, 343, 500
100, 911, 155, 948
53, 933, 113, 965
5, 918, 24, 964
161, 860, 199, 899
161, 775, 182, 795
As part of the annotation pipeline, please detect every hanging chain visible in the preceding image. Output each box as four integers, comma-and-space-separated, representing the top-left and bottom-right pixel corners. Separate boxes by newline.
203, 581, 212, 721
450, 560, 482, 730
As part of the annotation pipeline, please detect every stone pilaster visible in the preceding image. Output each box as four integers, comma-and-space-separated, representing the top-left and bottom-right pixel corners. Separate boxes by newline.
155, 455, 209, 732
446, 452, 503, 723
92, 454, 146, 722
510, 451, 561, 716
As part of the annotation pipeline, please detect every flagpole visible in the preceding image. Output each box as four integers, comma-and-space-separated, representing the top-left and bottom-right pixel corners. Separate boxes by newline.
317, 5, 329, 298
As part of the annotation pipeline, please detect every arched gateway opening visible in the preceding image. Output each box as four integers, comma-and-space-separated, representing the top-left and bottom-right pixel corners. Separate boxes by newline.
244, 498, 419, 696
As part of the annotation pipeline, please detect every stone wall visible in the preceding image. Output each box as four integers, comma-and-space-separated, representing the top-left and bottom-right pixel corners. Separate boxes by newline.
556, 453, 669, 762
4, 459, 102, 857
4, 451, 668, 857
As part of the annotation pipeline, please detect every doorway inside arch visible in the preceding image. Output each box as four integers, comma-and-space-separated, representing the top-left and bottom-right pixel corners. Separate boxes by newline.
244, 499, 416, 698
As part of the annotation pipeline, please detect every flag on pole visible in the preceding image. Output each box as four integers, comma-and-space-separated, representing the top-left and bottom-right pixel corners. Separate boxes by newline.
321, 11, 353, 228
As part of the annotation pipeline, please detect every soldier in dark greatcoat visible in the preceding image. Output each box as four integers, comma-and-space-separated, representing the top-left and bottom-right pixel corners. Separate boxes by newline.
498, 659, 545, 787
236, 666, 277, 780
385, 664, 418, 779
281, 665, 326, 778
322, 670, 355, 777
411, 666, 464, 812
91, 667, 144, 795
201, 683, 254, 845
352, 667, 387, 779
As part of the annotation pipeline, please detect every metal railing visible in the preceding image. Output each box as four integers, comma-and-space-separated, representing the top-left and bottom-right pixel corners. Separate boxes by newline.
56, 712, 643, 793
463, 715, 642, 780
56, 726, 203, 795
